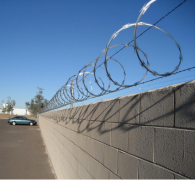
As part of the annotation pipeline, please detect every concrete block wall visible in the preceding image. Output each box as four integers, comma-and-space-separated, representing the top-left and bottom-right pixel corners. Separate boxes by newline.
39, 81, 195, 179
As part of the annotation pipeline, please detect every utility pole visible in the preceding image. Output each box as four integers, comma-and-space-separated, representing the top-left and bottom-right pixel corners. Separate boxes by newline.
70, 82, 74, 108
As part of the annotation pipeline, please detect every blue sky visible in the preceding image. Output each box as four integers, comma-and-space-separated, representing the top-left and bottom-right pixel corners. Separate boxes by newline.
0, 0, 195, 109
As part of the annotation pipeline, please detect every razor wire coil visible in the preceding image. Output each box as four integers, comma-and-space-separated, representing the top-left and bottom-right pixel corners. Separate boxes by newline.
41, 0, 188, 113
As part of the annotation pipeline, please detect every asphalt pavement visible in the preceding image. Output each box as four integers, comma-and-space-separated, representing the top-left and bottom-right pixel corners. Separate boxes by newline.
0, 119, 56, 179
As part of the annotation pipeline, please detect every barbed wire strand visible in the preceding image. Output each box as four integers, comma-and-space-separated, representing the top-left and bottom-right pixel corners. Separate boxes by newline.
48, 66, 195, 112
77, 66, 195, 102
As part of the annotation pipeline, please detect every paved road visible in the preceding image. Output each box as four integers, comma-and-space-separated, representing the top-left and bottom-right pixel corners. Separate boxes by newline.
0, 119, 56, 179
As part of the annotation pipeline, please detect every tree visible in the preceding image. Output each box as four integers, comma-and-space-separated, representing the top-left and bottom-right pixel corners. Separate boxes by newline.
25, 87, 48, 116
2, 97, 16, 114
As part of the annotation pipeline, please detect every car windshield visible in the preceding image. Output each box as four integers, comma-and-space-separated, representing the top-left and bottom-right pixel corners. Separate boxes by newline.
13, 116, 26, 120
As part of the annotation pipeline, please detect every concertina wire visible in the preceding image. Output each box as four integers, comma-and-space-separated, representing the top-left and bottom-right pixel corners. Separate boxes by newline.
41, 0, 183, 113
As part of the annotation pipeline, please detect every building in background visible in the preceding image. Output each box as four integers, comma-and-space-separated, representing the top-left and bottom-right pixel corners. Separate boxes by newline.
0, 104, 30, 115
12, 108, 30, 115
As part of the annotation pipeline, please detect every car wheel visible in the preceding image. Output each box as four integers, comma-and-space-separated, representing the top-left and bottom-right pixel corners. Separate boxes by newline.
29, 122, 33, 126
12, 122, 16, 126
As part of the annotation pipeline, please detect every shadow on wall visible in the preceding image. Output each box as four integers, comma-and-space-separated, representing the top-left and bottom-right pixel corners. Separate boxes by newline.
41, 81, 195, 134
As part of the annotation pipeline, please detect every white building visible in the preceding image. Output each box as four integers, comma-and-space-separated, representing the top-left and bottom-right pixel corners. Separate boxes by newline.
0, 104, 30, 115
12, 108, 30, 115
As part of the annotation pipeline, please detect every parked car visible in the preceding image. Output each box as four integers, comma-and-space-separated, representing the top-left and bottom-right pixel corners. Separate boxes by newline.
8, 116, 37, 126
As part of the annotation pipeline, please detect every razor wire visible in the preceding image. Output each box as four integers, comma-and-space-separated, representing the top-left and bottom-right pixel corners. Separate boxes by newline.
41, 0, 188, 113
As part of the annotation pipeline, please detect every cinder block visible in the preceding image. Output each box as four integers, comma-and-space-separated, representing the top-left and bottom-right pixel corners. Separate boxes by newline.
69, 107, 76, 118
56, 110, 63, 123
62, 129, 68, 143
64, 148, 74, 166
85, 171, 94, 179
73, 158, 79, 175
94, 101, 107, 121
78, 134, 87, 152
183, 130, 195, 178
86, 137, 94, 157
65, 118, 73, 130
154, 128, 184, 175
97, 162, 110, 179
60, 150, 71, 178
70, 128, 77, 142
140, 87, 174, 126
63, 118, 69, 128
103, 98, 120, 123
86, 103, 99, 121
73, 132, 80, 148
79, 104, 90, 120
73, 106, 83, 121
88, 156, 98, 178
58, 118, 65, 126
62, 151, 70, 172
77, 120, 90, 136
58, 133, 64, 145
139, 160, 174, 179
88, 121, 101, 141
78, 149, 89, 170
73, 144, 79, 160
99, 122, 111, 145
69, 107, 77, 121
93, 141, 104, 164
175, 81, 195, 129
70, 130, 78, 145
119, 94, 140, 124
111, 123, 129, 152
57, 163, 64, 179
59, 109, 68, 122
65, 108, 72, 122
66, 134, 74, 152
128, 125, 154, 161
58, 125, 63, 135
70, 169, 80, 179
103, 145, 118, 174
79, 163, 86, 179
174, 174, 188, 179
61, 162, 71, 179
110, 172, 121, 179
117, 151, 138, 179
